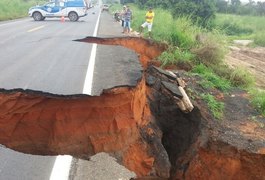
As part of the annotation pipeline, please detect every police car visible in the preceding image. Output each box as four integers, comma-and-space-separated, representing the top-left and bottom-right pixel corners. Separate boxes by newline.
28, 0, 88, 22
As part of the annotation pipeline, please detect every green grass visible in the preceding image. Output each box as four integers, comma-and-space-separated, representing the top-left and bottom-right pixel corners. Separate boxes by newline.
249, 89, 265, 116
215, 13, 265, 33
254, 32, 265, 47
201, 93, 224, 119
0, 0, 45, 21
158, 47, 195, 67
215, 13, 265, 46
192, 64, 231, 91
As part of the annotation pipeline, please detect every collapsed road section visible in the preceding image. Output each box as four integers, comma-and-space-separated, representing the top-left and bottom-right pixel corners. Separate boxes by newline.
0, 37, 265, 179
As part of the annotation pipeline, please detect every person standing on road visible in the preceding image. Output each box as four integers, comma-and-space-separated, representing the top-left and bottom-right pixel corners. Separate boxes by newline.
139, 7, 155, 38
120, 5, 127, 33
124, 5, 132, 34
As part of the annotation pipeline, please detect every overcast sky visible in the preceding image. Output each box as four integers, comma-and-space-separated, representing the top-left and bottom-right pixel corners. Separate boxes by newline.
241, 0, 265, 2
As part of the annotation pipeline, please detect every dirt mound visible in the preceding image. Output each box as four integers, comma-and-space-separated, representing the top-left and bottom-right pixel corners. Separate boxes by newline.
226, 47, 265, 89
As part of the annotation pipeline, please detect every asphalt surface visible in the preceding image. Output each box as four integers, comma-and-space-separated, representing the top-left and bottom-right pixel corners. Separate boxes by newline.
69, 11, 142, 179
0, 10, 96, 95
0, 146, 56, 180
0, 5, 142, 180
92, 11, 142, 95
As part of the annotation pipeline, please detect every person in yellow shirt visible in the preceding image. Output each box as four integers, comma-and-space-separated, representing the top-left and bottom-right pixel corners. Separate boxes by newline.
139, 7, 155, 38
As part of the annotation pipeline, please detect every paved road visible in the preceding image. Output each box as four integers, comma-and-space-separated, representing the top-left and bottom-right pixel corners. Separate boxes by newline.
0, 9, 97, 95
91, 10, 142, 95
0, 6, 99, 180
0, 146, 56, 180
0, 5, 141, 180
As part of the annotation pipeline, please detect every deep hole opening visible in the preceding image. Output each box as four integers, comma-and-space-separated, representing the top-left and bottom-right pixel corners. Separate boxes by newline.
148, 80, 202, 177
0, 37, 203, 178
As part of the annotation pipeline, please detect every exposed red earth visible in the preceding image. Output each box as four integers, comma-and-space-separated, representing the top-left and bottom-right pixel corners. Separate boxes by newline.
0, 37, 264, 179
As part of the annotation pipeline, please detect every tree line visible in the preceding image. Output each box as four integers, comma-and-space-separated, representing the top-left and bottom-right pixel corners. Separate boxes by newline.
118, 0, 265, 27
216, 0, 265, 16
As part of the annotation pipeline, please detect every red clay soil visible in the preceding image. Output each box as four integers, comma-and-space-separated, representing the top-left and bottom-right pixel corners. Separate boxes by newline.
184, 141, 265, 180
0, 37, 265, 179
0, 78, 168, 177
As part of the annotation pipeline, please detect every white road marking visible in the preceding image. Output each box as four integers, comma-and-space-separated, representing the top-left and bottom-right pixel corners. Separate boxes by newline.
82, 11, 101, 95
49, 10, 101, 180
27, 25, 45, 32
49, 155, 72, 180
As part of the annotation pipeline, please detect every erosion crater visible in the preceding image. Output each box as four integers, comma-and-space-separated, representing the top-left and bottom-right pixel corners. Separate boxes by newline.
0, 37, 264, 179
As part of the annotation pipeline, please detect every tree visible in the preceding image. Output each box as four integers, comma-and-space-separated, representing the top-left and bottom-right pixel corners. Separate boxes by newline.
135, 0, 217, 27
256, 1, 265, 15
171, 0, 216, 27
230, 0, 241, 13
216, 0, 228, 13
135, 0, 172, 8
239, 0, 255, 15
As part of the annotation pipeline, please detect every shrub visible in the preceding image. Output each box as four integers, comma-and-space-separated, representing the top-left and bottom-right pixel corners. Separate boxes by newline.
250, 89, 265, 116
219, 21, 253, 36
169, 30, 193, 48
192, 31, 227, 67
254, 32, 265, 47
172, 16, 201, 49
229, 67, 255, 88
171, 0, 216, 28
154, 16, 200, 49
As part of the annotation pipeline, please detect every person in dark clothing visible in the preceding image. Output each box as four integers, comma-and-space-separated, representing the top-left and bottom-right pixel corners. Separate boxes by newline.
124, 6, 132, 34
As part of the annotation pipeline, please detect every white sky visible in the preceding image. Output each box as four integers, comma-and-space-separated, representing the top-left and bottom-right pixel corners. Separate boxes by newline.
241, 0, 265, 2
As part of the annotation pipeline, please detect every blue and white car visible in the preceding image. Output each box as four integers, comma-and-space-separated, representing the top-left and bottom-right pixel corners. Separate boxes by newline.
28, 0, 88, 22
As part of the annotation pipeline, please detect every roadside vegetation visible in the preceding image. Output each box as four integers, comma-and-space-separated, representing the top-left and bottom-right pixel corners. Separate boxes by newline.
250, 89, 265, 116
215, 13, 265, 46
0, 0, 45, 21
110, 1, 265, 119
201, 93, 224, 120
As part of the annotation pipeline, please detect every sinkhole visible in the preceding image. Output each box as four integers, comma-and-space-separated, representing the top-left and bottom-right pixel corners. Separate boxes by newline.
0, 37, 264, 179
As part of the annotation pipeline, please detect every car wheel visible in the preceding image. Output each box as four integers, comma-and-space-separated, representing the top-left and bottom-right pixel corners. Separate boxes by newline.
68, 12, 79, 22
33, 12, 43, 21
41, 17, 46, 21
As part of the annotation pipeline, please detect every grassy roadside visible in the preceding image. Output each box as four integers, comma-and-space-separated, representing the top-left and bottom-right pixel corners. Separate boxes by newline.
215, 13, 265, 46
0, 0, 45, 21
110, 4, 265, 119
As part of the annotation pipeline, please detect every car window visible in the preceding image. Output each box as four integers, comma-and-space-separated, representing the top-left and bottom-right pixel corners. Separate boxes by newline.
46, 2, 55, 7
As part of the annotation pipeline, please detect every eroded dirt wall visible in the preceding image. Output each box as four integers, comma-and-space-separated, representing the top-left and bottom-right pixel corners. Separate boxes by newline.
183, 141, 265, 180
0, 79, 169, 177
0, 37, 172, 178
0, 86, 139, 155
